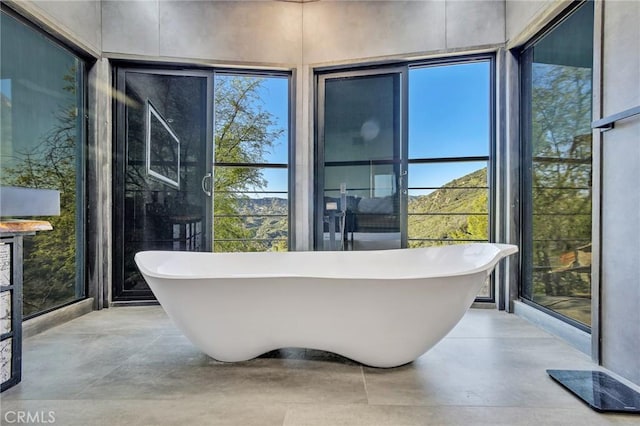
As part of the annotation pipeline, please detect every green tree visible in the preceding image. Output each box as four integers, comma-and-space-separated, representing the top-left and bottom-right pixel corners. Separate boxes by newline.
213, 76, 285, 252
450, 192, 489, 241
530, 64, 592, 301
408, 167, 488, 247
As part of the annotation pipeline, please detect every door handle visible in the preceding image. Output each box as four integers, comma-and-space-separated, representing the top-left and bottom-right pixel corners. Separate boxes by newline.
201, 173, 212, 197
398, 172, 408, 195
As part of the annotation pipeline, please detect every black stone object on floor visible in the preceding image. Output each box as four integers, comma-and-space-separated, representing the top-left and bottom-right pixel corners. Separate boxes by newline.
547, 369, 640, 413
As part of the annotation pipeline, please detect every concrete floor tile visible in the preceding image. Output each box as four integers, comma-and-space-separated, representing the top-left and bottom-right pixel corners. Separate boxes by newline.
447, 309, 554, 339
49, 306, 174, 336
76, 357, 368, 404
364, 335, 596, 407
282, 404, 640, 426
4, 306, 637, 425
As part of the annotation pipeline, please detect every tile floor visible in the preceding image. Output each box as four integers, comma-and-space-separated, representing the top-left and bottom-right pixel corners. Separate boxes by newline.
1, 307, 639, 425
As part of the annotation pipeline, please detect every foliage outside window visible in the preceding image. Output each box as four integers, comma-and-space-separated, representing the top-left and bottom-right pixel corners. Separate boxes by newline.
213, 75, 289, 252
522, 1, 593, 328
114, 71, 289, 300
0, 11, 85, 317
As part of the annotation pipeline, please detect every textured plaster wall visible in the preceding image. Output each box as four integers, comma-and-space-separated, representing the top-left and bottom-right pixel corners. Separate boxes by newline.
99, 0, 504, 65
302, 0, 504, 64
101, 0, 303, 65
506, 0, 558, 44
599, 0, 640, 386
6, 0, 101, 55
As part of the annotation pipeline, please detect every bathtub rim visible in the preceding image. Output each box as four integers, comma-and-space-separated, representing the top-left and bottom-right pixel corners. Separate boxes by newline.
134, 243, 518, 281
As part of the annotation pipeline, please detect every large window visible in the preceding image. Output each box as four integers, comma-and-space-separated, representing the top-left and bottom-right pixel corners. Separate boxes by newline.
521, 1, 594, 328
408, 59, 492, 297
408, 61, 491, 246
114, 69, 210, 300
113, 69, 290, 301
213, 74, 290, 252
0, 10, 86, 317
315, 58, 494, 297
316, 68, 404, 252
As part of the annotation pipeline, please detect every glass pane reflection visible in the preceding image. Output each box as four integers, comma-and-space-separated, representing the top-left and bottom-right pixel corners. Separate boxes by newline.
0, 11, 85, 317
320, 73, 401, 251
523, 1, 593, 327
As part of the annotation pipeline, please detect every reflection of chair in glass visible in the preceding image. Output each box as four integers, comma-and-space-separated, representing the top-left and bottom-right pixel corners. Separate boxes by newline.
322, 210, 345, 251
322, 195, 345, 250
323, 194, 401, 250
345, 195, 400, 250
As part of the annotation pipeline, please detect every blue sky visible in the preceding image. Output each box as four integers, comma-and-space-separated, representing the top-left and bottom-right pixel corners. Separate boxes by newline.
408, 61, 490, 193
253, 76, 289, 196
258, 77, 289, 165
0, 79, 11, 99
251, 61, 490, 198
409, 62, 489, 159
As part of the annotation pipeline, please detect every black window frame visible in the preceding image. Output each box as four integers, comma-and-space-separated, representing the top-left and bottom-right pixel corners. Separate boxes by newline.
211, 70, 294, 253
111, 63, 294, 302
314, 53, 497, 302
407, 55, 496, 301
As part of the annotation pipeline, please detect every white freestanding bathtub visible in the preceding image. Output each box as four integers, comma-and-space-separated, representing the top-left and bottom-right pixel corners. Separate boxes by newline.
135, 243, 517, 368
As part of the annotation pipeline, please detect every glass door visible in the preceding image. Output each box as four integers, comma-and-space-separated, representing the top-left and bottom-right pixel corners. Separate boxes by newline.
114, 70, 212, 300
316, 68, 407, 250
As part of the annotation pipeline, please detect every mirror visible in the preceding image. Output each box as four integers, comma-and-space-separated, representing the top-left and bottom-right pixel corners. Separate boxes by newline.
146, 100, 180, 189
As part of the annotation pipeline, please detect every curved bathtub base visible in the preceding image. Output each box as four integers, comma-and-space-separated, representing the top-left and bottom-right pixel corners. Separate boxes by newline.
136, 243, 518, 368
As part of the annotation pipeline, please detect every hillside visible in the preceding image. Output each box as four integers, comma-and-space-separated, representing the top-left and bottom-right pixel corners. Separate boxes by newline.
236, 197, 288, 248
408, 167, 488, 246
233, 167, 488, 249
